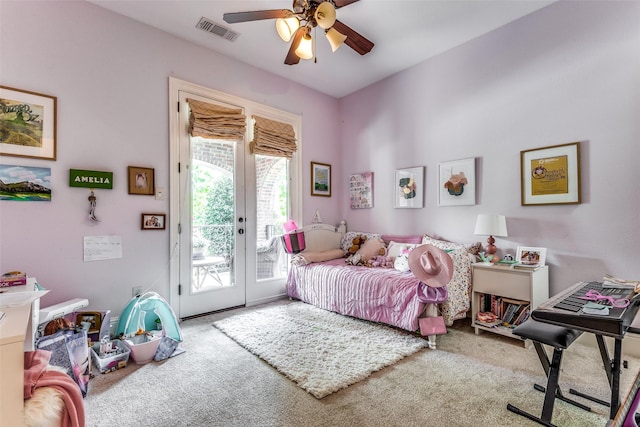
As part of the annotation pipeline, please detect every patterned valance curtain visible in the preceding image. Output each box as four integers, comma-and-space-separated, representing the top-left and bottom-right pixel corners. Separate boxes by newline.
249, 115, 297, 158
187, 98, 246, 140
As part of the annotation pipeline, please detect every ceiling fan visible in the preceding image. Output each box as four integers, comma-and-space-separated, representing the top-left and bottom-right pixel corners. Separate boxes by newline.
223, 0, 374, 65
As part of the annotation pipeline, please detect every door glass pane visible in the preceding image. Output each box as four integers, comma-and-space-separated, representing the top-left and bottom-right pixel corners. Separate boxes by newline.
255, 154, 287, 280
191, 138, 235, 292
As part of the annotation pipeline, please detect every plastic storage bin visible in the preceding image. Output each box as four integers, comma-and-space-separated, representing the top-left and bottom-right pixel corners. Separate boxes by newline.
91, 339, 130, 374
123, 334, 161, 364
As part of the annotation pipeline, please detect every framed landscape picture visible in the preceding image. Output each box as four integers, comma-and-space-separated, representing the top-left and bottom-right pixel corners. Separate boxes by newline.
311, 162, 331, 197
0, 86, 57, 160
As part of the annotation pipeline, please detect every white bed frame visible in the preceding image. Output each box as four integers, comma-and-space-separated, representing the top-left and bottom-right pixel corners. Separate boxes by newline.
297, 221, 346, 253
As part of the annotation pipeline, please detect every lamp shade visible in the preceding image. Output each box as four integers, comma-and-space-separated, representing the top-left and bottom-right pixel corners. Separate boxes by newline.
325, 27, 347, 52
276, 16, 300, 42
314, 2, 336, 29
474, 214, 508, 237
295, 33, 313, 59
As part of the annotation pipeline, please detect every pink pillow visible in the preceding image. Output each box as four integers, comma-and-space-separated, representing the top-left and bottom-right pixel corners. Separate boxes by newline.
358, 238, 385, 261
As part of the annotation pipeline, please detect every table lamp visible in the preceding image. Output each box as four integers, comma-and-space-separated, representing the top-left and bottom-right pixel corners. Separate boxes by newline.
474, 214, 508, 255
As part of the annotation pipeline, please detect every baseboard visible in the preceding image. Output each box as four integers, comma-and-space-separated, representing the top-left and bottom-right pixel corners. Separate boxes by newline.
576, 332, 640, 359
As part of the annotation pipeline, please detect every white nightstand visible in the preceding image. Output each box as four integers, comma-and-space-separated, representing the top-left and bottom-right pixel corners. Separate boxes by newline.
471, 263, 549, 343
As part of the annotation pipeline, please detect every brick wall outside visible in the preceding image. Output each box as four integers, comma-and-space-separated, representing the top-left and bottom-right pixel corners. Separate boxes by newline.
192, 139, 286, 242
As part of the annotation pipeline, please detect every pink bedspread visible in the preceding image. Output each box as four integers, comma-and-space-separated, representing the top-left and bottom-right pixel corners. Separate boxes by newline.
287, 258, 426, 331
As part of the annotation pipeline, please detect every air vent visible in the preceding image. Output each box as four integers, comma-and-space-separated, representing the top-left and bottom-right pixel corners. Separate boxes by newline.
196, 17, 239, 41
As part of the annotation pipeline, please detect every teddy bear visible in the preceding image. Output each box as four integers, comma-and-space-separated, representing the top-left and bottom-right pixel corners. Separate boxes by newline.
347, 235, 367, 255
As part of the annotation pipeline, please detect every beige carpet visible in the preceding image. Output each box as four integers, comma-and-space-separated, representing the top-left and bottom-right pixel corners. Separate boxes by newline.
84, 299, 640, 426
212, 302, 428, 398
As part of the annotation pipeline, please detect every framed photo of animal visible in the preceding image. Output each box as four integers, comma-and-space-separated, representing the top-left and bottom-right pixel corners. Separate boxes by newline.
437, 157, 476, 206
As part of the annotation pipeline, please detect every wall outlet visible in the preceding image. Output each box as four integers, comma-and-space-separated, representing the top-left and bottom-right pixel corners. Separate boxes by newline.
132, 286, 142, 297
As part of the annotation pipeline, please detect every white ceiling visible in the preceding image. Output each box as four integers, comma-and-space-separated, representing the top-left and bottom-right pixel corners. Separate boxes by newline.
87, 0, 555, 98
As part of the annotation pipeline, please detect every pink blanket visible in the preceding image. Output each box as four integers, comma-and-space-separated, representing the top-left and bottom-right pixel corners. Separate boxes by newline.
287, 258, 425, 331
24, 350, 85, 427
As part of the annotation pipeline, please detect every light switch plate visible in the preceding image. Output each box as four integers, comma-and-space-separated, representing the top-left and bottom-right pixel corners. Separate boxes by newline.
155, 187, 165, 200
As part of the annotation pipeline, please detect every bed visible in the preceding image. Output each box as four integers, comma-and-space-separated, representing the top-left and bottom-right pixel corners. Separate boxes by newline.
285, 224, 480, 348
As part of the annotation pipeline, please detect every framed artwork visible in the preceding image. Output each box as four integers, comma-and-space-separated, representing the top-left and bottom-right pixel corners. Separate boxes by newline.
394, 166, 424, 208
128, 166, 155, 195
141, 213, 166, 230
437, 157, 476, 206
0, 164, 51, 202
515, 246, 547, 266
311, 161, 331, 197
0, 86, 57, 160
350, 172, 373, 208
521, 142, 581, 206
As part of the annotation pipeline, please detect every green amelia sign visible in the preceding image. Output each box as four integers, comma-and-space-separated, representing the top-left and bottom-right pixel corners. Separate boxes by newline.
69, 169, 113, 189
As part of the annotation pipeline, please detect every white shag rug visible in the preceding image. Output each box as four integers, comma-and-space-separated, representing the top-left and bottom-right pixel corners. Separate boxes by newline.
212, 302, 428, 398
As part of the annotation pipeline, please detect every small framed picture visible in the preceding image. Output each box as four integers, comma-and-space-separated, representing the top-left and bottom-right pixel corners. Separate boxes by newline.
311, 161, 331, 197
128, 166, 155, 195
394, 166, 424, 208
75, 312, 102, 333
515, 246, 547, 266
141, 213, 166, 230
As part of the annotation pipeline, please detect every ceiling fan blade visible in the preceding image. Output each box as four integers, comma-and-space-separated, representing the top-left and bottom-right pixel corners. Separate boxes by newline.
284, 28, 305, 65
332, 20, 374, 55
334, 0, 360, 8
223, 9, 291, 24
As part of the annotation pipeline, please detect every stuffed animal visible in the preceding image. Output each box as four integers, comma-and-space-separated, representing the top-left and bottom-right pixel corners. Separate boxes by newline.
367, 254, 394, 268
346, 238, 386, 266
347, 235, 368, 255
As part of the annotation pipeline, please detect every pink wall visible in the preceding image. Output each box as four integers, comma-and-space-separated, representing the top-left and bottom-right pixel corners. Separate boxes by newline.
338, 1, 640, 295
1, 1, 638, 313
0, 1, 342, 311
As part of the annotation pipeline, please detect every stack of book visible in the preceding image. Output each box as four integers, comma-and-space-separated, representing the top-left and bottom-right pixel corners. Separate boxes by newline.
477, 294, 531, 328
476, 311, 501, 328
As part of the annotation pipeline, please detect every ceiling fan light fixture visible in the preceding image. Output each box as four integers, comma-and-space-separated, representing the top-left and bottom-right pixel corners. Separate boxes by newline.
325, 27, 347, 52
276, 16, 300, 42
314, 2, 336, 29
295, 33, 314, 60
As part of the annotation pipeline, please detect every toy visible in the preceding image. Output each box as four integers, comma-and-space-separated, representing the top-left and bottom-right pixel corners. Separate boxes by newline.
347, 235, 367, 255
345, 238, 386, 266
367, 254, 394, 268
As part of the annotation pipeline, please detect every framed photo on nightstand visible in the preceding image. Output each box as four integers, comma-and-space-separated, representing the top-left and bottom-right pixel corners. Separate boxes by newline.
515, 246, 547, 266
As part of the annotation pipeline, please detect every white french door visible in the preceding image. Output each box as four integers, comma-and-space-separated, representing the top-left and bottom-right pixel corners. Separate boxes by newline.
177, 89, 246, 317
168, 78, 302, 319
